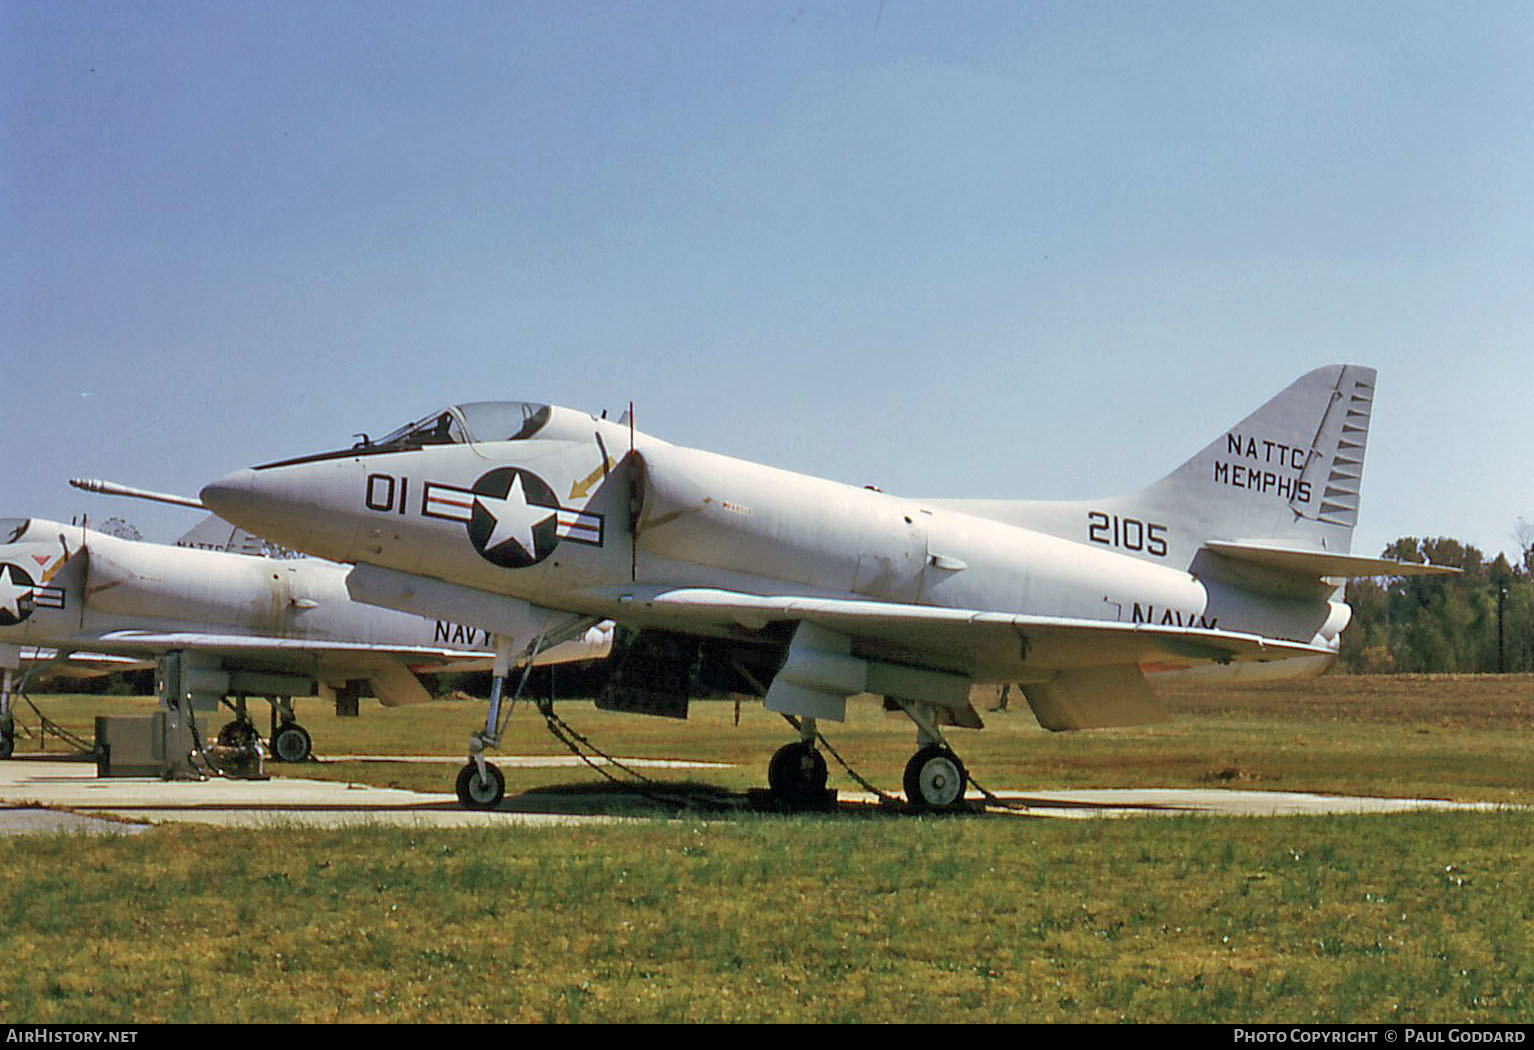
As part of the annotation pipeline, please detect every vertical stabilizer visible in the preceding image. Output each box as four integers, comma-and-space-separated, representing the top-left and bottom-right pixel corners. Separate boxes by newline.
1122, 364, 1376, 564
940, 365, 1379, 571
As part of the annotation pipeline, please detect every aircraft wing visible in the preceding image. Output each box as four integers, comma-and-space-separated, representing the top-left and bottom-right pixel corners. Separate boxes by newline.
612, 587, 1332, 678
91, 630, 492, 663
7, 647, 154, 677
84, 628, 609, 706
86, 631, 500, 706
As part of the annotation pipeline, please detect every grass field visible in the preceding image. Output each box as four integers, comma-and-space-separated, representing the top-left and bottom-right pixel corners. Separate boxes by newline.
0, 674, 1528, 1023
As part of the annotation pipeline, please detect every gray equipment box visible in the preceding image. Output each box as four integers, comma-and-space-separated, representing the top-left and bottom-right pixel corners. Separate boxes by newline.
95, 713, 167, 777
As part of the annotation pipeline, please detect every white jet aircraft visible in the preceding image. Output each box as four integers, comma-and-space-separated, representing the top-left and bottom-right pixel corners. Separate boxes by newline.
199, 365, 1453, 809
0, 516, 609, 761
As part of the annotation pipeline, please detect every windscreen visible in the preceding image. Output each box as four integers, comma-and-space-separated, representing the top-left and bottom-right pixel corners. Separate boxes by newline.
369, 409, 467, 451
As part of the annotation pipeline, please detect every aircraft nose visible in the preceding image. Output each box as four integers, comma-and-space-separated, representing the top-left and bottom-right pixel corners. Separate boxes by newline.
200, 462, 361, 559
199, 470, 262, 526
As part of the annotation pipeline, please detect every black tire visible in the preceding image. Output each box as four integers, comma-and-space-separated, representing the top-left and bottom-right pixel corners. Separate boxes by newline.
0, 731, 13, 760
456, 761, 505, 810
270, 723, 312, 763
903, 746, 968, 809
216, 720, 259, 749
767, 741, 828, 804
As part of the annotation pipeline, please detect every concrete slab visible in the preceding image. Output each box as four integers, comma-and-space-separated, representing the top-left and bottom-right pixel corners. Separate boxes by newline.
0, 755, 1512, 833
0, 757, 629, 830
962, 788, 1510, 819
318, 754, 731, 768
0, 806, 150, 836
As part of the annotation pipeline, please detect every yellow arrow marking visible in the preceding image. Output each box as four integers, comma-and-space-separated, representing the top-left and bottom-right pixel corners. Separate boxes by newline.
568, 456, 619, 501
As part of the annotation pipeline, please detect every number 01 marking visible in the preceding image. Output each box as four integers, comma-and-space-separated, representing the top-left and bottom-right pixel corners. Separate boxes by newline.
365, 473, 409, 514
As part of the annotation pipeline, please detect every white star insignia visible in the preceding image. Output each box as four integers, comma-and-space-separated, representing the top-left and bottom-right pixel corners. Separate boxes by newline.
476, 474, 555, 558
0, 565, 33, 621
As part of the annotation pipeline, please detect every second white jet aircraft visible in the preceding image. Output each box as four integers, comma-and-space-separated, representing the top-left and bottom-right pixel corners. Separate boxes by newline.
201, 365, 1452, 809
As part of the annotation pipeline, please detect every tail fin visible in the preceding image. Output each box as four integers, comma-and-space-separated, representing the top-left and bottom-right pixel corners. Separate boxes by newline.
1118, 364, 1376, 565
937, 365, 1378, 571
175, 514, 273, 557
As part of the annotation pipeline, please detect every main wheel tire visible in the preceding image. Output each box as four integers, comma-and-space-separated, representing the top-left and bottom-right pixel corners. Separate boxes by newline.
767, 741, 829, 805
0, 731, 13, 760
216, 720, 259, 748
456, 761, 505, 809
270, 723, 312, 763
903, 746, 968, 810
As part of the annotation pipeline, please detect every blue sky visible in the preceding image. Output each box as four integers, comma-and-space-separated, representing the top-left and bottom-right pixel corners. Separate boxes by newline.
4, 1, 1530, 561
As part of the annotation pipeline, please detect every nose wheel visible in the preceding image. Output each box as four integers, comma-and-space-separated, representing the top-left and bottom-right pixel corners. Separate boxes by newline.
456, 761, 506, 809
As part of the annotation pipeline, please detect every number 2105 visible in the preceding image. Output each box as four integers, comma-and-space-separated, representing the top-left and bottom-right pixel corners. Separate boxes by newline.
1087, 511, 1168, 557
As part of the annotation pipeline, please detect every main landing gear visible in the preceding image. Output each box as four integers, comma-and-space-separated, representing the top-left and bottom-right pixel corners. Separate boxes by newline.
895, 700, 970, 810
902, 745, 968, 809
764, 703, 971, 811
767, 726, 830, 808
270, 722, 312, 764
217, 696, 313, 763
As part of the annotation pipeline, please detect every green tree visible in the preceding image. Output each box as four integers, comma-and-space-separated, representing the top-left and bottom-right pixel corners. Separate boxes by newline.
1340, 533, 1534, 673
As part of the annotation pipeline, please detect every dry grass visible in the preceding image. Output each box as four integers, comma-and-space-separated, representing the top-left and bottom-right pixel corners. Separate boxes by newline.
1155, 673, 1534, 731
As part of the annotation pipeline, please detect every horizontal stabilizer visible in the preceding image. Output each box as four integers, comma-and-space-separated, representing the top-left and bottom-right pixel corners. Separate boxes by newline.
1204, 540, 1461, 579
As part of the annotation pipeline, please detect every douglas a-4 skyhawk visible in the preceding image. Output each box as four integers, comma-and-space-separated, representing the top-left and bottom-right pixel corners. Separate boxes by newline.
199, 365, 1454, 809
0, 514, 608, 762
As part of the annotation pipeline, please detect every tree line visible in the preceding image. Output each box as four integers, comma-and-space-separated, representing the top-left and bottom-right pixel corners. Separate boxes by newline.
1340, 534, 1534, 674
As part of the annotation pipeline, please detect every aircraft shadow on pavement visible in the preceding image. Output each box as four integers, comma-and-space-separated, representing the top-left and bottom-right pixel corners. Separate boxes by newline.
429, 779, 1043, 820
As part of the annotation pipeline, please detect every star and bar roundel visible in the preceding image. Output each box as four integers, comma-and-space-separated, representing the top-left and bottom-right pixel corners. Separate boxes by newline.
0, 563, 66, 627
421, 469, 604, 569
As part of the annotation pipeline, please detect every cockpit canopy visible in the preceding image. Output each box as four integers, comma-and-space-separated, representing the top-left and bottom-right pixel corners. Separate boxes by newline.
363, 401, 553, 452
255, 400, 591, 471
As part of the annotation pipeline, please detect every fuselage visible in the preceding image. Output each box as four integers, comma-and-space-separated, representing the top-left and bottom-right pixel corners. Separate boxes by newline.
0, 517, 602, 677
199, 402, 1348, 683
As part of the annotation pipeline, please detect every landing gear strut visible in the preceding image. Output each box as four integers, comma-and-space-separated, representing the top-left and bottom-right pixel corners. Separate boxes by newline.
0, 666, 14, 760
456, 634, 519, 811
